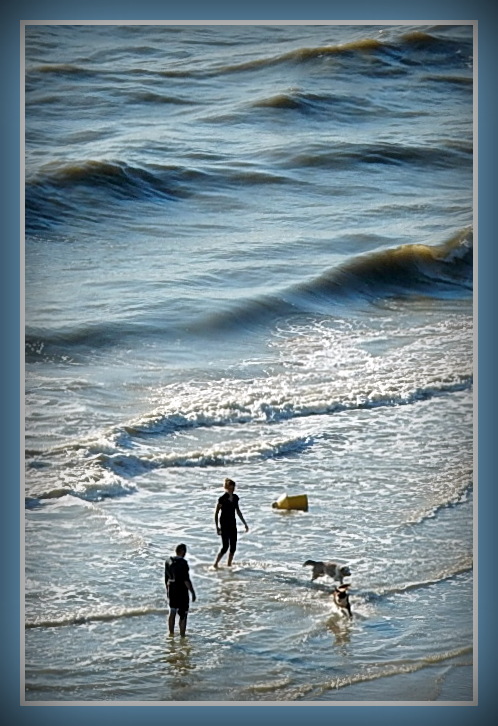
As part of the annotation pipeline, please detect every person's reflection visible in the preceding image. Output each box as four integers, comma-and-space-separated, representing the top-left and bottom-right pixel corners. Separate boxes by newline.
219, 577, 247, 605
163, 635, 195, 689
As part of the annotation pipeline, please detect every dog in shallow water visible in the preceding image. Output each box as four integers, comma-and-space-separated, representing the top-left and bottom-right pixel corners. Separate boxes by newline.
303, 560, 351, 584
333, 584, 352, 618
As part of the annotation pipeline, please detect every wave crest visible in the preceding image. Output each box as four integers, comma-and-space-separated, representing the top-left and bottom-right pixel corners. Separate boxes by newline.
25, 604, 166, 629
302, 227, 473, 302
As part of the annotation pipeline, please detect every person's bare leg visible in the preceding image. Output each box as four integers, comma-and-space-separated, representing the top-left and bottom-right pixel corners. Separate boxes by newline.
227, 552, 234, 566
214, 545, 228, 568
168, 611, 176, 635
179, 616, 187, 637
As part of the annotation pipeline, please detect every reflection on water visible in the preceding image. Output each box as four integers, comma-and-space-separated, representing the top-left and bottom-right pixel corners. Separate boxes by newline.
217, 573, 249, 604
326, 613, 352, 651
162, 635, 196, 690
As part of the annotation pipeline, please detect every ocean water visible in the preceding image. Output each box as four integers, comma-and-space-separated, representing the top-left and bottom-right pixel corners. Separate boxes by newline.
23, 23, 474, 703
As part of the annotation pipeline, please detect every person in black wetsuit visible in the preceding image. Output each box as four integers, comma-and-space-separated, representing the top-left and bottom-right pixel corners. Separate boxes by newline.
165, 543, 196, 636
213, 478, 249, 568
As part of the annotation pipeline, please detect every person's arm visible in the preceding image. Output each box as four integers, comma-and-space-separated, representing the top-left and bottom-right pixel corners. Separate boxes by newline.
182, 561, 196, 602
164, 561, 169, 594
214, 501, 221, 535
185, 577, 196, 602
236, 505, 249, 532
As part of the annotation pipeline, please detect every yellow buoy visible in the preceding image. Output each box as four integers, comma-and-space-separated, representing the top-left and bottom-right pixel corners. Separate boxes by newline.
271, 493, 308, 511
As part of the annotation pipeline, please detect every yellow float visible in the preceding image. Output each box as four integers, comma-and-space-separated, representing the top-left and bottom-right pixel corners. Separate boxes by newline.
271, 493, 308, 511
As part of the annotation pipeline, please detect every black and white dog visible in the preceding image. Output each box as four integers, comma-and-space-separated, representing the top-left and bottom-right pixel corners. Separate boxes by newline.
333, 583, 353, 618
303, 559, 351, 585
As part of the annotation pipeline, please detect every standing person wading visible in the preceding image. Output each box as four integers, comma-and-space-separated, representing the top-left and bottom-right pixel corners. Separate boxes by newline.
213, 478, 249, 568
165, 543, 196, 636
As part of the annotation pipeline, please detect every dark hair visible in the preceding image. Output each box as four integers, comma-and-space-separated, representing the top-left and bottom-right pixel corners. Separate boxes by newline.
175, 543, 187, 555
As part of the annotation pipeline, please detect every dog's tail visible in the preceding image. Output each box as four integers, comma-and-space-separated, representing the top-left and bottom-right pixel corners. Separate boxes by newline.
303, 560, 316, 567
